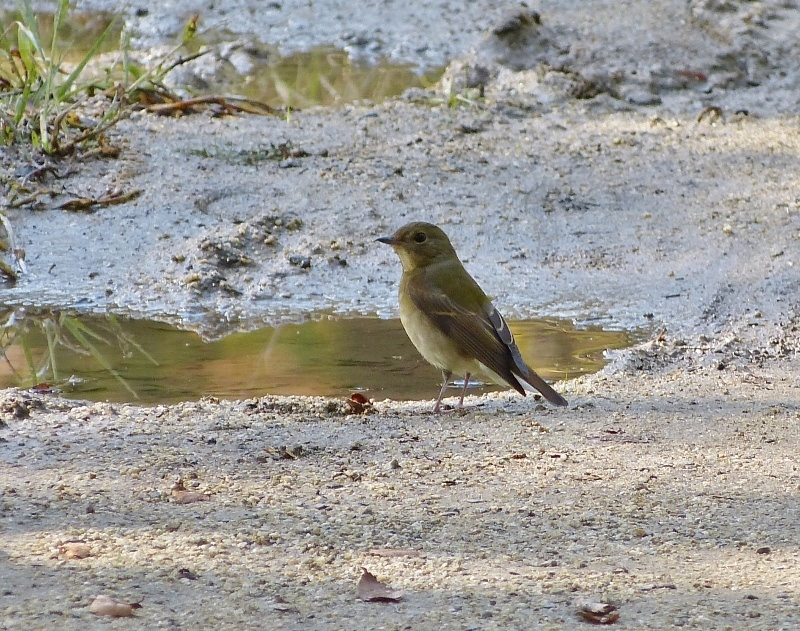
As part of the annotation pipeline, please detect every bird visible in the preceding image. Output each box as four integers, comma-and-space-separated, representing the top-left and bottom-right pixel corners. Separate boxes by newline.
377, 221, 568, 413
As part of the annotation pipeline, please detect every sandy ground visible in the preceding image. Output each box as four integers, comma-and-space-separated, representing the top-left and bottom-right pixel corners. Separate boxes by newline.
2, 342, 800, 630
2, 0, 800, 628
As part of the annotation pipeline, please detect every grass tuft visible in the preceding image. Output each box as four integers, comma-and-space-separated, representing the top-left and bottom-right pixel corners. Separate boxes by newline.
0, 0, 201, 155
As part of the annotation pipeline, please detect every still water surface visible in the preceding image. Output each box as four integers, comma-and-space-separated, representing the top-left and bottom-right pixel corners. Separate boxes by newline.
0, 311, 634, 404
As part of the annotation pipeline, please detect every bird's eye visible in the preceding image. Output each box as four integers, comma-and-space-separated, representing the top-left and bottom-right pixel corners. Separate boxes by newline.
413, 232, 427, 243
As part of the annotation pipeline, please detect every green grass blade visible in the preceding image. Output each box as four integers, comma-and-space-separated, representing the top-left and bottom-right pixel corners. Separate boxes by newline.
16, 0, 47, 63
19, 333, 37, 383
18, 0, 44, 57
39, 101, 50, 151
60, 313, 110, 344
19, 0, 36, 30
16, 24, 40, 78
14, 81, 30, 124
120, 331, 159, 366
50, 0, 70, 63
57, 14, 119, 99
105, 313, 159, 366
120, 26, 130, 85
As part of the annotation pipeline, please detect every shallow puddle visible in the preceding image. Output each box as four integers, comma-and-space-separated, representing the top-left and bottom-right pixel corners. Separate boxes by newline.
0, 310, 634, 405
185, 38, 444, 108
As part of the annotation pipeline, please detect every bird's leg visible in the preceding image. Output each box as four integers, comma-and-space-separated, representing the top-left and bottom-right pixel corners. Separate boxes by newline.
458, 373, 471, 408
433, 370, 452, 413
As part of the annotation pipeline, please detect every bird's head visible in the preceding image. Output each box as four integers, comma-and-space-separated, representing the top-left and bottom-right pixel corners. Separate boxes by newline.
376, 222, 458, 271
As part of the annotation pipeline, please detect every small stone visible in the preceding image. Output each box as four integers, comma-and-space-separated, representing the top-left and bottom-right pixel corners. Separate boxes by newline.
288, 255, 311, 269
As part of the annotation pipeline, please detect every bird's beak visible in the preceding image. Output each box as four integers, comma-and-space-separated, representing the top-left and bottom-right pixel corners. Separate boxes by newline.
375, 236, 397, 245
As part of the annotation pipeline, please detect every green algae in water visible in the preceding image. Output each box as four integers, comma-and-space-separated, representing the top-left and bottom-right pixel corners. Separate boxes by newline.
0, 310, 634, 404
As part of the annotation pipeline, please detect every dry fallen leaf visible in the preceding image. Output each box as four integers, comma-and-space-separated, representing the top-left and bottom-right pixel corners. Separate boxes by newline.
171, 479, 211, 504
60, 541, 91, 559
30, 382, 58, 395
88, 595, 141, 617
346, 392, 373, 415
357, 568, 402, 602
577, 601, 619, 624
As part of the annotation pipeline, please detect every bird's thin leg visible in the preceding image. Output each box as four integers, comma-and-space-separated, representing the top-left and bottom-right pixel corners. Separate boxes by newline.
458, 373, 471, 408
433, 370, 452, 413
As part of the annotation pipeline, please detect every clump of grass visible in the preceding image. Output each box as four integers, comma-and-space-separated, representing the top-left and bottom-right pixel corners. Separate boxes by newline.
0, 3, 205, 277
0, 0, 200, 156
0, 0, 120, 153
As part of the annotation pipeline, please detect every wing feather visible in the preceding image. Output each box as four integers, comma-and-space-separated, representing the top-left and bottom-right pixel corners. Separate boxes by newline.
406, 264, 568, 407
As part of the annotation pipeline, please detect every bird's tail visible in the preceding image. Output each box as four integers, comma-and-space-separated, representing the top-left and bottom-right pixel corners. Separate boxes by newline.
518, 368, 568, 407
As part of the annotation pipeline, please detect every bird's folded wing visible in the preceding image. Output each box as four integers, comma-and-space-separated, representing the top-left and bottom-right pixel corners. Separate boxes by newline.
406, 274, 519, 387
486, 307, 530, 377
488, 307, 568, 407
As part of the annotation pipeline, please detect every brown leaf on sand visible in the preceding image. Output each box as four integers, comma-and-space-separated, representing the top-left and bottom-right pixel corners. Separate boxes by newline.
577, 601, 619, 624
88, 595, 142, 617
357, 568, 402, 602
60, 541, 91, 559
368, 548, 422, 558
171, 479, 211, 504
346, 392, 374, 415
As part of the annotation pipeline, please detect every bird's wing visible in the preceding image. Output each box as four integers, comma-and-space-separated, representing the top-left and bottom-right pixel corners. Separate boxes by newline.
486, 307, 529, 376
487, 307, 568, 407
407, 263, 568, 407
406, 269, 525, 394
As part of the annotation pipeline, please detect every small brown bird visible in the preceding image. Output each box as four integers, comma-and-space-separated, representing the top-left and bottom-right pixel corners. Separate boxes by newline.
377, 222, 567, 412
